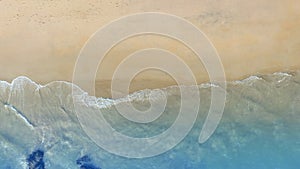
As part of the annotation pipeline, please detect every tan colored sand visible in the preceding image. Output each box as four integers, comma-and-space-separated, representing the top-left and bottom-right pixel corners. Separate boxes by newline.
0, 0, 300, 97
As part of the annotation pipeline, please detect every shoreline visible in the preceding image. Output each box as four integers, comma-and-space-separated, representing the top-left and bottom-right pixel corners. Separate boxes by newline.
1, 69, 299, 98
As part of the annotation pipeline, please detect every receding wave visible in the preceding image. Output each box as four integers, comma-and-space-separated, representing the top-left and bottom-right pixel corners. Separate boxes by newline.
0, 71, 299, 168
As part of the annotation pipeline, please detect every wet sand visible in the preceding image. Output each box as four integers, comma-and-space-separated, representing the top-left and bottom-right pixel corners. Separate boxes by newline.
0, 0, 299, 97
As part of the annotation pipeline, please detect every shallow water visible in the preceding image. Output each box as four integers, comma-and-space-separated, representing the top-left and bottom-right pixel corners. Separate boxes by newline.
0, 72, 299, 169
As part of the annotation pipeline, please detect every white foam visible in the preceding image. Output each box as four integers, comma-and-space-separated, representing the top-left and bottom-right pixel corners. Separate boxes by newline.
273, 72, 292, 77
232, 75, 263, 85
199, 83, 220, 88
272, 72, 293, 83
4, 103, 34, 129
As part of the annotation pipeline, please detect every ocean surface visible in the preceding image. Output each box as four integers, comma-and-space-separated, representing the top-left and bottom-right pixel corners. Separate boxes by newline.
0, 71, 299, 169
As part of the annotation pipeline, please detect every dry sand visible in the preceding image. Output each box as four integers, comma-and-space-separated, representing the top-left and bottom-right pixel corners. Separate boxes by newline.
0, 0, 300, 97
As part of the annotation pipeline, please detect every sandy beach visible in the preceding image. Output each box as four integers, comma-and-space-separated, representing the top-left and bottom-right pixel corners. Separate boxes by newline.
0, 0, 299, 97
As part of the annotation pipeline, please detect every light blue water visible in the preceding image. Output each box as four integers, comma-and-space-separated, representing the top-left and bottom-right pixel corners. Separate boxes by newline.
0, 72, 299, 169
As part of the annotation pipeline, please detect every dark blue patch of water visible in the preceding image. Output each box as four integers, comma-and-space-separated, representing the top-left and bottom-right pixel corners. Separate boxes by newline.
76, 155, 92, 165
76, 155, 101, 169
27, 150, 45, 169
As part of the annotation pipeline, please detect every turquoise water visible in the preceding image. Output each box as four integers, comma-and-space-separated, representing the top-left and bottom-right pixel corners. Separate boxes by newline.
0, 72, 299, 168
